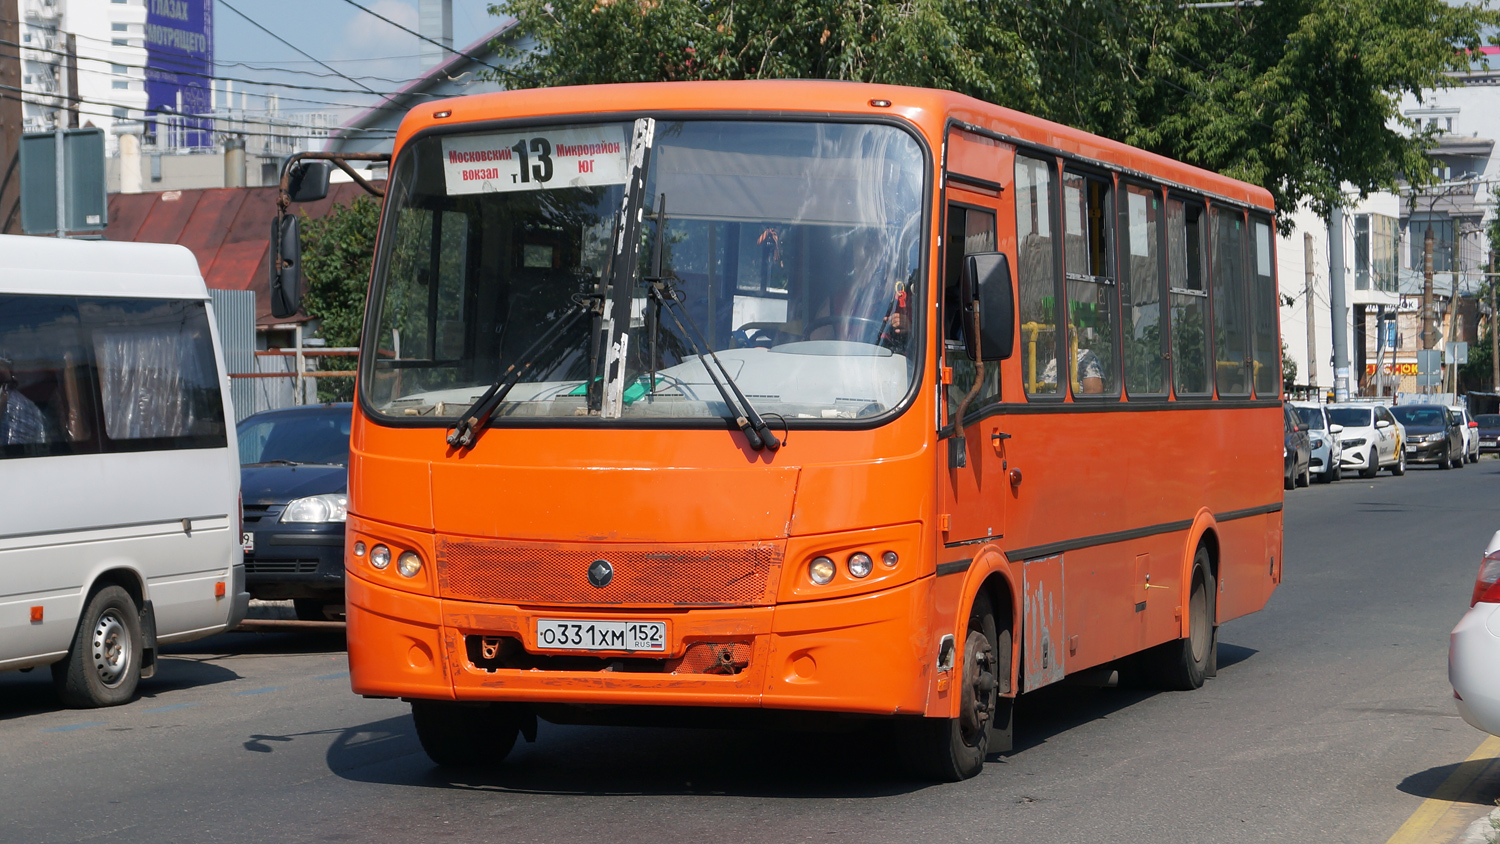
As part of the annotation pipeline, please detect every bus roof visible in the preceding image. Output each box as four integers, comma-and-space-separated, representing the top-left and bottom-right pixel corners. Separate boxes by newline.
394, 80, 1274, 212
0, 234, 209, 300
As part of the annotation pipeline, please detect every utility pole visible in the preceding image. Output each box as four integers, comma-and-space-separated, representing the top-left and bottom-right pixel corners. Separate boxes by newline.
1305, 232, 1318, 392
65, 34, 79, 129
1423, 225, 1436, 351
0, 0, 22, 234
1329, 206, 1351, 402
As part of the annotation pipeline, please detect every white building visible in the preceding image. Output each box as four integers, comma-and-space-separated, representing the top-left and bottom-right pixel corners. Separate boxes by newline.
1277, 47, 1499, 397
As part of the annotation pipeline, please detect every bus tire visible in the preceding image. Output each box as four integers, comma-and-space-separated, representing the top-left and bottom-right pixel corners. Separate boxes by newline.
1145, 548, 1214, 691
412, 700, 521, 768
51, 585, 142, 708
898, 591, 999, 781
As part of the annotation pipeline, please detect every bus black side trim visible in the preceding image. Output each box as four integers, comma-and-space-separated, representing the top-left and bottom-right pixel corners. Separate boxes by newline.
1003, 501, 1283, 562
1214, 502, 1283, 522
1006, 520, 1195, 563
942, 535, 998, 548
936, 559, 974, 577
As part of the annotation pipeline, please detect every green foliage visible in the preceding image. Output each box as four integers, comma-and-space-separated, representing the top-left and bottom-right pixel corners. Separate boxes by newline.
487, 0, 1497, 220
299, 196, 381, 402
1282, 340, 1298, 392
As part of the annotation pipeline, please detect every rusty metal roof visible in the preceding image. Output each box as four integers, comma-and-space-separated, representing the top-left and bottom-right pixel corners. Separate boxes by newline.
105, 182, 381, 326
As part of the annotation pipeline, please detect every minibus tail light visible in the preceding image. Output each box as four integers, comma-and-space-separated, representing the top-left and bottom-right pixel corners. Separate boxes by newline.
1472, 551, 1500, 606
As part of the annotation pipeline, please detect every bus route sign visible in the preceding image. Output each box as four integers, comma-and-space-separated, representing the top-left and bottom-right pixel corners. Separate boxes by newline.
441, 127, 629, 196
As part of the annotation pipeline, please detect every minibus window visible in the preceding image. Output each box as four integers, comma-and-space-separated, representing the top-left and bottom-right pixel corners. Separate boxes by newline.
0, 294, 98, 459
81, 298, 228, 452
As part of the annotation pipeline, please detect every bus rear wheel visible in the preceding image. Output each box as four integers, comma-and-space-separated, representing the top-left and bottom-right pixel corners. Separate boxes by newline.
411, 700, 521, 768
898, 591, 999, 782
1144, 548, 1215, 691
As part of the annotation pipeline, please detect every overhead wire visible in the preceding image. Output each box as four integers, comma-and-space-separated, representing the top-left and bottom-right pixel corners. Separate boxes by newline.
0, 38, 435, 100
330, 0, 520, 80
216, 0, 382, 96
0, 84, 397, 137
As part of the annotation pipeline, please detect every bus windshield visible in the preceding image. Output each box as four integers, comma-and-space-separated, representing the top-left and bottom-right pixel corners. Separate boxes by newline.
363, 119, 927, 425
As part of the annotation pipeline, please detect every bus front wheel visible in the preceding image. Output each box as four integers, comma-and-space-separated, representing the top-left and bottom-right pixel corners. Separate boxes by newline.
898, 591, 1000, 782
412, 700, 521, 768
1144, 548, 1215, 691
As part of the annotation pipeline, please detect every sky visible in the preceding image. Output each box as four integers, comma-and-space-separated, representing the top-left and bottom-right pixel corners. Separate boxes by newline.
210, 0, 507, 121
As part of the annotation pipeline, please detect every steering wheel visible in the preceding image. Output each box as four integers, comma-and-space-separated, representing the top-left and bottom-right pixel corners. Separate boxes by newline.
804, 315, 884, 345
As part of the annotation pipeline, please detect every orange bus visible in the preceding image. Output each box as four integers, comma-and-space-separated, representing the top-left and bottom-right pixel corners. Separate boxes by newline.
333, 81, 1283, 781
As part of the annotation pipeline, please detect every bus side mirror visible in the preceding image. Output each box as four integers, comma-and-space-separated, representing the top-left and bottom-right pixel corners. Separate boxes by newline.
270, 214, 302, 319
287, 160, 331, 203
962, 252, 1014, 362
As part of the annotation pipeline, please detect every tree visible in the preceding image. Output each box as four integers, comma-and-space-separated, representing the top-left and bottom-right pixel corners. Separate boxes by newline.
1282, 340, 1299, 393
299, 196, 381, 401
486, 0, 1497, 219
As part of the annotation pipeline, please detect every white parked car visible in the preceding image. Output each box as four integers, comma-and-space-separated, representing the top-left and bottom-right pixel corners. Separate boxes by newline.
0, 235, 247, 708
1449, 406, 1480, 464
1451, 530, 1500, 736
1292, 402, 1345, 483
1326, 403, 1406, 479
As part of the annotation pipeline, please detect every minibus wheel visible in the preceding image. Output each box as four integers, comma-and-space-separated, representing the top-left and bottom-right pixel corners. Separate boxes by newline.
411, 700, 520, 768
898, 591, 998, 781
52, 585, 142, 708
1144, 548, 1215, 691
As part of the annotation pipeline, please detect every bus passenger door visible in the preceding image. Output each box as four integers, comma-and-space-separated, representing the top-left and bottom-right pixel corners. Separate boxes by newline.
940, 192, 1006, 547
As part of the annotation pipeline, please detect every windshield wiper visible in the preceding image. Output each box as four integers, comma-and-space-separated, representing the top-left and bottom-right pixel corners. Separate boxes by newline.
446, 294, 600, 449
644, 194, 780, 451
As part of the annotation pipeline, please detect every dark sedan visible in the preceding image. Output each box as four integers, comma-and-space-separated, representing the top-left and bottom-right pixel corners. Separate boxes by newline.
1284, 403, 1311, 489
1391, 404, 1464, 470
1478, 414, 1500, 457
238, 404, 352, 620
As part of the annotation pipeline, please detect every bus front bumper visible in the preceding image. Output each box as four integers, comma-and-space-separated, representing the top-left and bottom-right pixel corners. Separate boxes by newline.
345, 573, 933, 717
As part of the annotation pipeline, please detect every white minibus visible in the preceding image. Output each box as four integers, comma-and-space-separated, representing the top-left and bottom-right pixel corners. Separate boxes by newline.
0, 234, 248, 707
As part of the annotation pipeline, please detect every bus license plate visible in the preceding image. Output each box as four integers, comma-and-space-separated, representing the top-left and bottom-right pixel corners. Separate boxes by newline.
536, 619, 666, 652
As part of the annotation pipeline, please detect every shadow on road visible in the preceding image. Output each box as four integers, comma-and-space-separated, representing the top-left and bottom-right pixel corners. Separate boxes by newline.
0, 656, 240, 721
168, 628, 347, 658
1397, 758, 1500, 805
313, 712, 929, 798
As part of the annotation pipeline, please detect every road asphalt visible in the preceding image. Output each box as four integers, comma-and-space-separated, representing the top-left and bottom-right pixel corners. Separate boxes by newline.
2, 457, 1497, 843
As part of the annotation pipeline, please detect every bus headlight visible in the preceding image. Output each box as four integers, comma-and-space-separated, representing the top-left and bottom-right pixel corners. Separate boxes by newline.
881, 551, 899, 568
847, 552, 873, 578
370, 544, 391, 570
809, 556, 836, 585
397, 551, 422, 578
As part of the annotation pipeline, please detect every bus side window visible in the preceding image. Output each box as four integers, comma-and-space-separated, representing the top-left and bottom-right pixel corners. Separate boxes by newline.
81, 298, 227, 451
1061, 171, 1118, 397
944, 202, 999, 425
1016, 155, 1059, 396
0, 295, 98, 459
1122, 184, 1167, 396
1249, 215, 1281, 397
1211, 207, 1250, 397
1167, 198, 1210, 396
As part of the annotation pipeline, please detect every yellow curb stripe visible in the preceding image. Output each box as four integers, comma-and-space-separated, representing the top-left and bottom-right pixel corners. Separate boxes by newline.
1386, 735, 1500, 844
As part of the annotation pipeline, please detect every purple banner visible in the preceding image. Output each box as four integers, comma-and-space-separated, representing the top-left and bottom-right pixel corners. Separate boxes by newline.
144, 0, 213, 148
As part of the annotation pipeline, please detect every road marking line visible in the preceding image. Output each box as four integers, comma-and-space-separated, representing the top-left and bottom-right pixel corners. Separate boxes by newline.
141, 702, 201, 713
1386, 735, 1500, 844
40, 722, 104, 733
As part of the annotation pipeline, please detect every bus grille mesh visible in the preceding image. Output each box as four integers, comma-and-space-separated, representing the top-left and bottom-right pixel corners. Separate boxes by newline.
435, 538, 784, 606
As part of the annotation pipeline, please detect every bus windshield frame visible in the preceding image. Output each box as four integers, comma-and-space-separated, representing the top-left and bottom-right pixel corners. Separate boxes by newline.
358, 113, 932, 432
